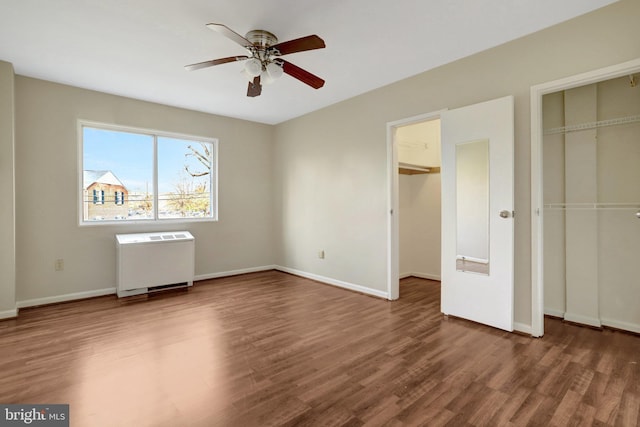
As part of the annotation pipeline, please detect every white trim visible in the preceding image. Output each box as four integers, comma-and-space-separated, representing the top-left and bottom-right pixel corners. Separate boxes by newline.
276, 266, 389, 299
544, 308, 565, 318
601, 317, 640, 334
409, 272, 441, 281
530, 58, 640, 339
17, 287, 116, 309
564, 312, 602, 328
514, 322, 532, 335
386, 110, 447, 301
386, 121, 399, 300
0, 309, 18, 320
194, 265, 277, 281
14, 266, 276, 310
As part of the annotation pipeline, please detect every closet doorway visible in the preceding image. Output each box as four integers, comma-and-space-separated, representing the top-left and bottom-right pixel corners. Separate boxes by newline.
386, 111, 444, 300
531, 58, 640, 337
397, 119, 442, 284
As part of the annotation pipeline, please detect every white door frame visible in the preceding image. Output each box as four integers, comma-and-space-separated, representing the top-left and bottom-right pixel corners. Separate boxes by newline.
530, 57, 640, 337
386, 110, 446, 300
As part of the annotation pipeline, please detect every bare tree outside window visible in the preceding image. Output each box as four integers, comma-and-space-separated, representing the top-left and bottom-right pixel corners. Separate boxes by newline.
185, 143, 212, 179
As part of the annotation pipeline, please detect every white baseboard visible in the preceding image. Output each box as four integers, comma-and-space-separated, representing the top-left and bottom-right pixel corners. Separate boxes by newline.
564, 312, 601, 328
410, 272, 441, 281
0, 308, 18, 320
600, 317, 640, 334
194, 265, 277, 281
275, 266, 389, 300
15, 265, 275, 310
17, 287, 116, 309
513, 322, 532, 335
544, 311, 639, 333
400, 272, 441, 281
544, 308, 565, 318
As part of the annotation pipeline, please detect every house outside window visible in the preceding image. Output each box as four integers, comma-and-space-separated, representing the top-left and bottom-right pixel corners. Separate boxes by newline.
84, 171, 127, 220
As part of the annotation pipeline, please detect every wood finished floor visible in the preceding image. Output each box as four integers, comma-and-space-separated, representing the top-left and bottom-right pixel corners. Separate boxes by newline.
0, 271, 638, 427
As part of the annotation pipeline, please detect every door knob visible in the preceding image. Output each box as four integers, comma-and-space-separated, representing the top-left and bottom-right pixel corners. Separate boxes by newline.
636, 210, 640, 219
499, 210, 511, 219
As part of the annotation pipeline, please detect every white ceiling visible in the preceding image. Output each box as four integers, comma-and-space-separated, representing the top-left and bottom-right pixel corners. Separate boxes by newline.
0, 0, 617, 124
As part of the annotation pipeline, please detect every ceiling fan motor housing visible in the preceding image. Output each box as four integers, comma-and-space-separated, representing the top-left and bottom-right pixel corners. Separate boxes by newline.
245, 30, 278, 48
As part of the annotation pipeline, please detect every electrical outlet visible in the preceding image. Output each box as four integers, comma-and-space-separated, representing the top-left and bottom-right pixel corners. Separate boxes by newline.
318, 250, 325, 259
55, 259, 64, 271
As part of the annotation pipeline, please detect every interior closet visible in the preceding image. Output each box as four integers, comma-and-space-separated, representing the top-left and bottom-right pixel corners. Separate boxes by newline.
542, 73, 640, 333
397, 119, 442, 281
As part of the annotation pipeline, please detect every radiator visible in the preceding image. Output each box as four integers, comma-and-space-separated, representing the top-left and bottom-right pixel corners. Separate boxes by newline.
115, 231, 195, 297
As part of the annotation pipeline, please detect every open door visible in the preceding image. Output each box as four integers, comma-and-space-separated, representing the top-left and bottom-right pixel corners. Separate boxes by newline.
441, 96, 514, 331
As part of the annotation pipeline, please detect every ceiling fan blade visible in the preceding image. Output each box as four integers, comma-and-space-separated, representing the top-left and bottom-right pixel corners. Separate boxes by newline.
206, 23, 252, 48
247, 76, 262, 97
184, 56, 249, 71
281, 60, 325, 89
270, 35, 325, 56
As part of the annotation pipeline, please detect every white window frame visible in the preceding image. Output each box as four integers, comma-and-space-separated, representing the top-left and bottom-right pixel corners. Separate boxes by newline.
78, 120, 218, 226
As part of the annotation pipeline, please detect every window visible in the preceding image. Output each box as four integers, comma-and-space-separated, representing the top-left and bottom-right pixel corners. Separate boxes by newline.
80, 122, 217, 224
93, 189, 104, 205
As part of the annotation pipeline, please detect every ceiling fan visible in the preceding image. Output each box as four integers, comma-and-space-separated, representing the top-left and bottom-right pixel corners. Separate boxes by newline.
185, 23, 326, 97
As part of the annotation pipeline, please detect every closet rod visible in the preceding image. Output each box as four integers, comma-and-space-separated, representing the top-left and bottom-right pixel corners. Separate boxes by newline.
544, 114, 640, 135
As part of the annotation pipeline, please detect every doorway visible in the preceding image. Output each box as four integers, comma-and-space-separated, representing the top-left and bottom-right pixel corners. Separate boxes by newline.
397, 119, 442, 284
387, 111, 444, 300
531, 58, 640, 337
387, 97, 515, 332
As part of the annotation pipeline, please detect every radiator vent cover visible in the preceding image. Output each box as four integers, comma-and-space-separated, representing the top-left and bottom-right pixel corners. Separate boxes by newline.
115, 231, 195, 297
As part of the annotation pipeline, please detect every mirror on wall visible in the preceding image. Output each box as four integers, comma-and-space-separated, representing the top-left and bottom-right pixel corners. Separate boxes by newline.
456, 139, 490, 275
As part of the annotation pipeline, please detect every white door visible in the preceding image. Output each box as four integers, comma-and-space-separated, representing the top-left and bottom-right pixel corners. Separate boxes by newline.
441, 96, 514, 331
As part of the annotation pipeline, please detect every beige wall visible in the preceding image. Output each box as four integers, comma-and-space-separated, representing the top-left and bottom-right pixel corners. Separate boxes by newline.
397, 120, 441, 167
0, 61, 16, 317
15, 77, 275, 303
274, 0, 640, 327
399, 173, 441, 280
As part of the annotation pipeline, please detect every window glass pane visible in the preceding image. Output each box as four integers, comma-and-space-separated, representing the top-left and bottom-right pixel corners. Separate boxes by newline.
82, 127, 154, 221
157, 137, 213, 219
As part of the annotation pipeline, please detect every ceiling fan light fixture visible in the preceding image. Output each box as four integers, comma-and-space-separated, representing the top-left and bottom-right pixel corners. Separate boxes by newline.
267, 61, 283, 79
262, 61, 284, 85
244, 58, 262, 77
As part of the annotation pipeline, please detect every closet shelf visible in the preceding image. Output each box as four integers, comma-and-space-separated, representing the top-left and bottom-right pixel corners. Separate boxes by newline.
544, 114, 640, 135
399, 162, 440, 175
